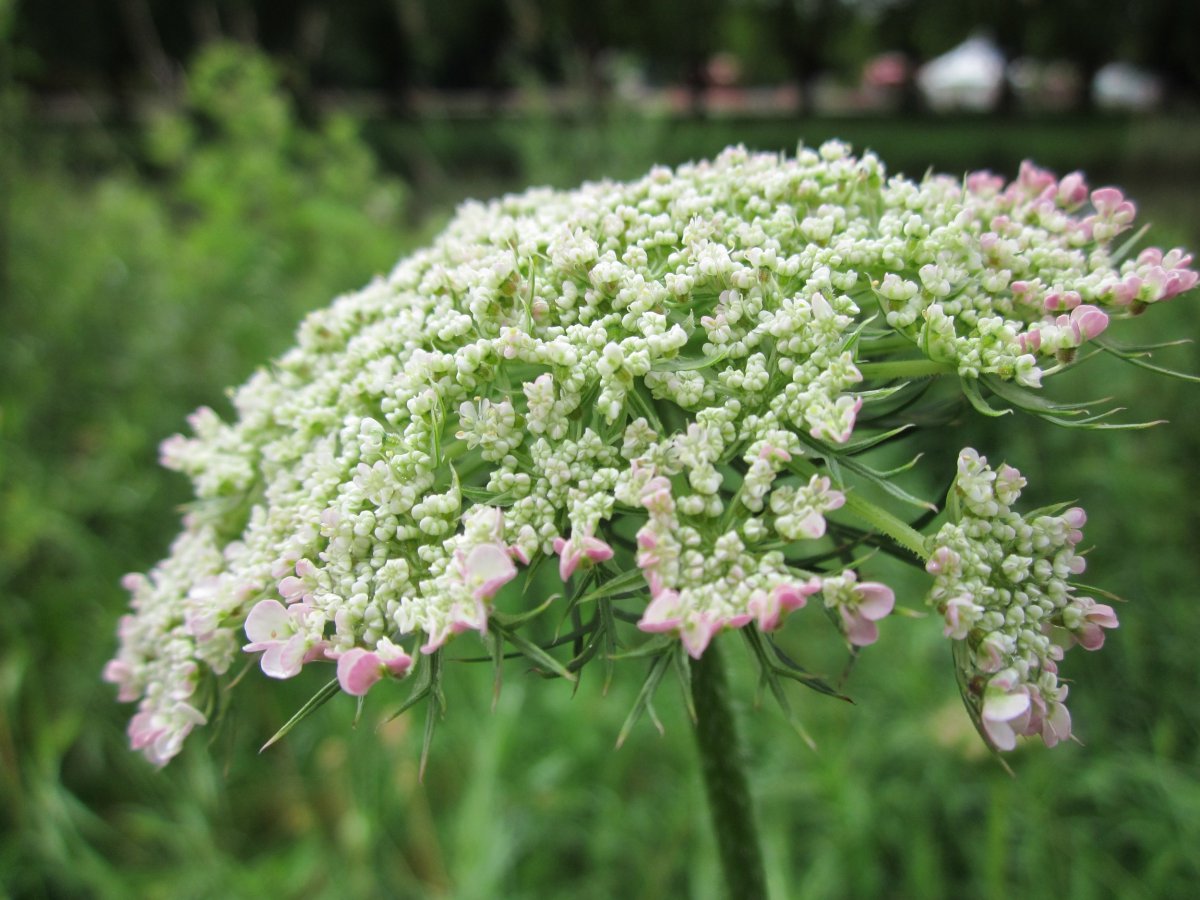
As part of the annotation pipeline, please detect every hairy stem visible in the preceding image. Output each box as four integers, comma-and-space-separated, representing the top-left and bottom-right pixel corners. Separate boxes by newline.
691, 642, 768, 900
858, 359, 957, 380
841, 490, 929, 560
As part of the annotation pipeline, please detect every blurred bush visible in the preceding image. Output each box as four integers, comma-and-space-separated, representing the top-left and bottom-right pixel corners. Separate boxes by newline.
0, 40, 412, 896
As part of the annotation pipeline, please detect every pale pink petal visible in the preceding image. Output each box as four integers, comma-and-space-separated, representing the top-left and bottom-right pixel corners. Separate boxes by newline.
464, 543, 518, 600
128, 711, 163, 751
244, 599, 292, 644
1070, 304, 1109, 340
554, 537, 581, 581
581, 536, 614, 563
796, 509, 827, 539
680, 614, 719, 659
1085, 602, 1119, 629
855, 582, 895, 620
983, 716, 1017, 751
337, 649, 383, 696
1077, 623, 1106, 651
1091, 187, 1124, 217
748, 590, 780, 631
376, 639, 413, 676
1041, 702, 1072, 748
983, 688, 1031, 724
841, 608, 879, 646
278, 575, 309, 603
638, 588, 683, 633
260, 636, 307, 679
775, 581, 817, 612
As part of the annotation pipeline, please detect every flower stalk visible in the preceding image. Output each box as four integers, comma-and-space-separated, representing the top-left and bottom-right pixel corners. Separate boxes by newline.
691, 642, 769, 900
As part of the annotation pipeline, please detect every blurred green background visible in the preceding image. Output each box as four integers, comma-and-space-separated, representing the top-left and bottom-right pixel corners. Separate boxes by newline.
2, 2, 1199, 898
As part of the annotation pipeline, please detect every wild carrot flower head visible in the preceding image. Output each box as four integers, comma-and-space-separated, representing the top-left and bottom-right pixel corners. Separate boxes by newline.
105, 143, 1193, 764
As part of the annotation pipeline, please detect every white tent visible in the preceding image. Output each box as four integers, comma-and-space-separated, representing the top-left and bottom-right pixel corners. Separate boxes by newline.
917, 37, 1005, 112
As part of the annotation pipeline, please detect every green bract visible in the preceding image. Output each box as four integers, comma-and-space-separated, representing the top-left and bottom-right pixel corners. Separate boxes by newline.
106, 142, 1196, 766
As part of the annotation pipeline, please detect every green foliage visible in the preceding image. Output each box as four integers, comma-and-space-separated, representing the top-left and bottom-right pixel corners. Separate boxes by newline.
4, 40, 1200, 897
0, 41, 411, 897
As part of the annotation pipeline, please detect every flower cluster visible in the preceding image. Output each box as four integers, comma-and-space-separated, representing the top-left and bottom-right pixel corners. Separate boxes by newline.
105, 142, 1194, 765
926, 450, 1118, 749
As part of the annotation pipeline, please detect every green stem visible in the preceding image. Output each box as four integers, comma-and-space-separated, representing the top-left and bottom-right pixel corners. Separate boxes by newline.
841, 490, 929, 560
858, 359, 957, 380
691, 642, 769, 900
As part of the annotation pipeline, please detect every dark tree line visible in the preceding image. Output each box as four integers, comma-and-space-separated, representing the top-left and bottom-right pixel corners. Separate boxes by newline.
10, 0, 1200, 110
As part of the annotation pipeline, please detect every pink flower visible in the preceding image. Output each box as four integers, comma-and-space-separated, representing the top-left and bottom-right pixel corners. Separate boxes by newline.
640, 476, 675, 517
1043, 290, 1081, 312
680, 612, 722, 659
128, 702, 207, 767
418, 543, 519, 653
1063, 506, 1086, 538
243, 599, 327, 679
1015, 160, 1057, 199
1070, 597, 1119, 650
810, 396, 863, 445
976, 633, 1009, 674
925, 546, 961, 577
825, 572, 895, 647
758, 444, 792, 463
638, 587, 684, 633
941, 596, 979, 640
1069, 304, 1108, 341
1091, 187, 1136, 225
103, 658, 139, 702
1055, 171, 1089, 207
459, 543, 518, 600
278, 558, 318, 604
966, 170, 1005, 196
1040, 698, 1072, 748
335, 638, 413, 696
748, 579, 821, 631
553, 532, 615, 581
981, 671, 1032, 751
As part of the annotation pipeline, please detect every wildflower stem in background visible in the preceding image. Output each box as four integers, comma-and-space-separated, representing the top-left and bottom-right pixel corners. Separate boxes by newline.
690, 642, 768, 900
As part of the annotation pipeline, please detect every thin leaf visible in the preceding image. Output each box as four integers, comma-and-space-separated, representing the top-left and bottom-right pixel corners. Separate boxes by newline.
383, 651, 436, 724
742, 629, 816, 749
610, 633, 676, 660
1094, 338, 1200, 383
491, 592, 560, 629
839, 423, 915, 455
1068, 582, 1127, 604
1110, 222, 1151, 264
672, 645, 697, 722
829, 454, 937, 513
598, 598, 619, 692
495, 622, 577, 682
482, 629, 504, 712
260, 678, 340, 752
960, 376, 1011, 418
652, 350, 730, 372
981, 374, 1103, 414
578, 568, 650, 604
616, 652, 672, 748
419, 683, 442, 783
1095, 337, 1191, 354
1041, 411, 1165, 430
461, 485, 517, 504
769, 639, 854, 702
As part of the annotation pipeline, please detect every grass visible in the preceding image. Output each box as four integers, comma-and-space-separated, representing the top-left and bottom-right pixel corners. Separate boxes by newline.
4, 48, 1200, 898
